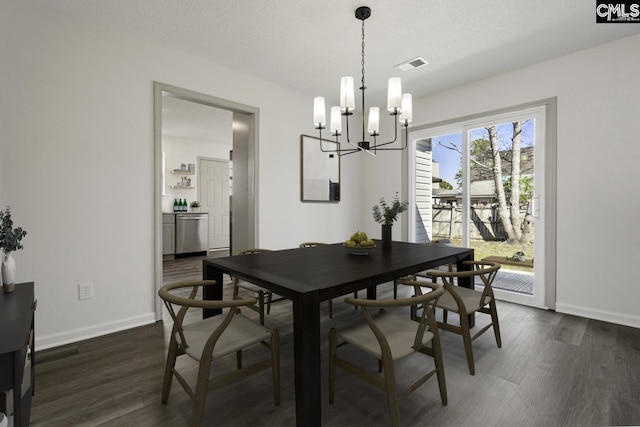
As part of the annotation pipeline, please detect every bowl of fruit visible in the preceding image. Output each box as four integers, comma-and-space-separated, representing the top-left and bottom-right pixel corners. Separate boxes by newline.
343, 231, 376, 255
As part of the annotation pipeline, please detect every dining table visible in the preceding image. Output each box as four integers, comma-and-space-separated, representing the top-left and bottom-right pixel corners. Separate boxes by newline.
202, 240, 474, 427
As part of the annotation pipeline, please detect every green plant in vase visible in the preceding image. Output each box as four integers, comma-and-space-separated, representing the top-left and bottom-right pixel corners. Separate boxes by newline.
0, 206, 27, 291
372, 192, 408, 249
372, 192, 409, 225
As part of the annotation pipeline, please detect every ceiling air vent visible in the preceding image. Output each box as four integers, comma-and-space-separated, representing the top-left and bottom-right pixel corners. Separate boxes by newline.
395, 56, 429, 72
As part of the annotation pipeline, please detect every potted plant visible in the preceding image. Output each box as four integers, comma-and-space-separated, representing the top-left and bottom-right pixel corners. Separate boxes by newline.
372, 192, 408, 250
190, 201, 201, 212
0, 206, 27, 292
508, 251, 526, 262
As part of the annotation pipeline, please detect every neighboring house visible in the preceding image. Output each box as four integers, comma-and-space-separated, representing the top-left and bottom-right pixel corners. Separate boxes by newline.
433, 180, 496, 206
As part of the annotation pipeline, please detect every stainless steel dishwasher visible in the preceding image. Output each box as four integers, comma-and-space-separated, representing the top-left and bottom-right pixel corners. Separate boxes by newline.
176, 213, 208, 255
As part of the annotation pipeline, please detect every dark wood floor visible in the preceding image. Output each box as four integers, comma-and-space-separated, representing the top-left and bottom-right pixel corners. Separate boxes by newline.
30, 255, 640, 426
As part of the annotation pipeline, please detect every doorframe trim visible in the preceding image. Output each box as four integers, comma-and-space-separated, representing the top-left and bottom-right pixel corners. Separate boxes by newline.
153, 82, 259, 321
405, 97, 557, 310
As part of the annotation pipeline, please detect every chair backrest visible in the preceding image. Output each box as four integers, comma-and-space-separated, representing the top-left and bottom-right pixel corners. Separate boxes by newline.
159, 280, 258, 351
425, 260, 501, 306
345, 283, 444, 355
236, 248, 272, 255
299, 242, 328, 248
232, 249, 272, 285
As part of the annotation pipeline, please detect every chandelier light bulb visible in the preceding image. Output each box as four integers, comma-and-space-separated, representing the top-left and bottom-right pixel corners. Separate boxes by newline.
387, 77, 402, 113
313, 97, 326, 128
340, 76, 355, 113
330, 106, 342, 134
400, 93, 413, 124
367, 107, 380, 135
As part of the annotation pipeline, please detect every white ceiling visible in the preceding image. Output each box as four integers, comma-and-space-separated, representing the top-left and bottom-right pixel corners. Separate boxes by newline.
36, 0, 640, 139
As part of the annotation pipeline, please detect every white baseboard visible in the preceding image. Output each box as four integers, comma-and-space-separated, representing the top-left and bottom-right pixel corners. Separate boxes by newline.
36, 313, 157, 350
555, 302, 640, 329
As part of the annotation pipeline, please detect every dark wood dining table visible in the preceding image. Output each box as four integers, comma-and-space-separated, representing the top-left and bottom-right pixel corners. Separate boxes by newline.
202, 241, 474, 427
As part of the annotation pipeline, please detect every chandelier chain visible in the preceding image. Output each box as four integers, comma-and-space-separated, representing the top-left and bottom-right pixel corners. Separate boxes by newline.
361, 18, 366, 90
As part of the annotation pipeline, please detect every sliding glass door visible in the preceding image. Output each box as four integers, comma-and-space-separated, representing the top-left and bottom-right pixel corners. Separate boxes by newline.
408, 106, 548, 308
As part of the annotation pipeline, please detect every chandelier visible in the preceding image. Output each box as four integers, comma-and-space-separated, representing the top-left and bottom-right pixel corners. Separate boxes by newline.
313, 6, 412, 156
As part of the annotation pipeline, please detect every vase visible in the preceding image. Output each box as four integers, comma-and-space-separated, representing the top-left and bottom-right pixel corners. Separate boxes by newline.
381, 224, 392, 250
2, 252, 16, 293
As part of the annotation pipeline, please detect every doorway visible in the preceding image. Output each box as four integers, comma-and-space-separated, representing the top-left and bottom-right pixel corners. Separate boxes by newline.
407, 100, 556, 309
153, 82, 259, 320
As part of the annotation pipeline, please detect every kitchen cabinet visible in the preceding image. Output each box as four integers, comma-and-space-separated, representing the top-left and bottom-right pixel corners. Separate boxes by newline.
162, 214, 176, 256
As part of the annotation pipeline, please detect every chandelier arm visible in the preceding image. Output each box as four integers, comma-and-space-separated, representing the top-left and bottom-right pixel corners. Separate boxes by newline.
315, 130, 357, 154
367, 125, 409, 151
372, 116, 399, 148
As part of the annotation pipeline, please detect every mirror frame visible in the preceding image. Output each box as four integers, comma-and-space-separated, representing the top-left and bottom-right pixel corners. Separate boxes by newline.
300, 134, 341, 202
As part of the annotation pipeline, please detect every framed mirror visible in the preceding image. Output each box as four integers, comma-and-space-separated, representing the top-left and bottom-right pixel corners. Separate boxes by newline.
300, 134, 340, 202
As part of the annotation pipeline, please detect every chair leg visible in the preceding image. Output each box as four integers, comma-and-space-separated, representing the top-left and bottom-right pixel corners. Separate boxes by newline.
353, 291, 358, 310
236, 350, 242, 369
161, 335, 179, 404
232, 282, 239, 299
393, 279, 398, 299
258, 290, 265, 325
328, 299, 333, 318
328, 328, 337, 404
266, 291, 273, 315
271, 329, 281, 406
381, 357, 400, 427
192, 354, 213, 427
459, 315, 475, 375
490, 300, 502, 348
431, 335, 448, 405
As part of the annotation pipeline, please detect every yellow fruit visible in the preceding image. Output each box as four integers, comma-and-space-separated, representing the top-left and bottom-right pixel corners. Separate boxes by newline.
344, 240, 357, 247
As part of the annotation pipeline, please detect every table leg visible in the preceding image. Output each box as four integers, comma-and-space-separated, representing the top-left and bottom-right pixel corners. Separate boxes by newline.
292, 291, 321, 427
457, 251, 476, 328
13, 350, 22, 427
202, 262, 223, 318
366, 285, 377, 300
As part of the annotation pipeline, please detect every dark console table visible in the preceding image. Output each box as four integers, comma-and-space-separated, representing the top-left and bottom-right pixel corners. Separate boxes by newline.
0, 282, 35, 427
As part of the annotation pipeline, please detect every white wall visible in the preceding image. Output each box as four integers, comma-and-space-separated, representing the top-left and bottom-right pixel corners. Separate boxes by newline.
0, 0, 362, 349
365, 34, 640, 328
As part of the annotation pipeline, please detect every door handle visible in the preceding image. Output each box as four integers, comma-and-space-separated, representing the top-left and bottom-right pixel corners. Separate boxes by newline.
531, 196, 540, 218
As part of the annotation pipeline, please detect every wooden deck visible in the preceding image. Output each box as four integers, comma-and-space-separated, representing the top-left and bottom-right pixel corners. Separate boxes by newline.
482, 255, 534, 269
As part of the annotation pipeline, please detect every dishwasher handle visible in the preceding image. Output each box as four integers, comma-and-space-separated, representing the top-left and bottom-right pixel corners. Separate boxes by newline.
177, 214, 207, 220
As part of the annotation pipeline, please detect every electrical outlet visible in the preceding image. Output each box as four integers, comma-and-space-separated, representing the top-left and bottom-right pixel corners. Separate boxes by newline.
78, 282, 94, 300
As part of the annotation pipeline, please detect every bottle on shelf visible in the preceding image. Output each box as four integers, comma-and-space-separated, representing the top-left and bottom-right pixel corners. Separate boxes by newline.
173, 198, 178, 212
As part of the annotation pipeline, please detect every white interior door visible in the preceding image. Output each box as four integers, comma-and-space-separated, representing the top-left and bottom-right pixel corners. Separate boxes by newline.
199, 158, 230, 249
